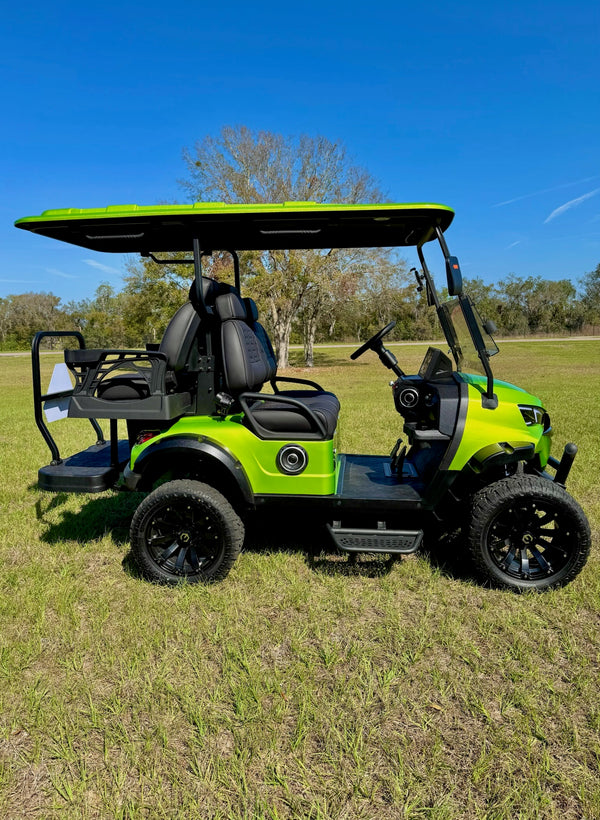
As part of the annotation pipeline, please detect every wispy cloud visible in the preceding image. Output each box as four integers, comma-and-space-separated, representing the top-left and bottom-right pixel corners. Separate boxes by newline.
46, 267, 78, 279
507, 240, 521, 248
544, 189, 600, 223
0, 278, 38, 283
83, 259, 121, 274
493, 175, 600, 207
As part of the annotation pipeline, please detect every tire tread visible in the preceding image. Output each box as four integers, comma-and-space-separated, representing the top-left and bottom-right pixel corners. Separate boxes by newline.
468, 475, 590, 591
130, 479, 244, 585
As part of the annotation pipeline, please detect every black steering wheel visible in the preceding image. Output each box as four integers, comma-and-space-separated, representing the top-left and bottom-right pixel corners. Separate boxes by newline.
350, 321, 396, 360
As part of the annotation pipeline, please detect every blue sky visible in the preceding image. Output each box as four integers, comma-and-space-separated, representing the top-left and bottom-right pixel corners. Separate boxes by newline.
1, 0, 599, 302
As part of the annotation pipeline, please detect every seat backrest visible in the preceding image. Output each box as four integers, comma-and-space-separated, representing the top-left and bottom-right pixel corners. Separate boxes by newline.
158, 277, 240, 376
243, 297, 277, 381
159, 302, 201, 373
215, 293, 271, 393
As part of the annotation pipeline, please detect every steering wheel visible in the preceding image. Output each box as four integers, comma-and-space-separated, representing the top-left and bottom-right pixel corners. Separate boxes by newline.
350, 321, 396, 360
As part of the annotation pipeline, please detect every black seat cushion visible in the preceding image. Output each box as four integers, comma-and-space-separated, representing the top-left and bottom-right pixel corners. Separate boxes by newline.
96, 374, 150, 401
247, 392, 339, 437
189, 277, 238, 312
218, 292, 340, 438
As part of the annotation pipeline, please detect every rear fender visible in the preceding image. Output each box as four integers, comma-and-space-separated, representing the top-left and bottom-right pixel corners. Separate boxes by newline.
126, 435, 254, 506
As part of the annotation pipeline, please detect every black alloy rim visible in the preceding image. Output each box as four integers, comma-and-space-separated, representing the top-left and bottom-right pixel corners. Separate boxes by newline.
487, 500, 573, 581
145, 500, 222, 576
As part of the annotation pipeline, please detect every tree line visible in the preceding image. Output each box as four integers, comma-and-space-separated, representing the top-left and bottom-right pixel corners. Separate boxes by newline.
2, 263, 599, 362
4, 127, 600, 363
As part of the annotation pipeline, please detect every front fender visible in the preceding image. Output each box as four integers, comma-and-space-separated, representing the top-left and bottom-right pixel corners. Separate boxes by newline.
467, 441, 536, 474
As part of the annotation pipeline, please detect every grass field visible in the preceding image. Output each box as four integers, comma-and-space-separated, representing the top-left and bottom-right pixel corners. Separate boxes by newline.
0, 342, 599, 819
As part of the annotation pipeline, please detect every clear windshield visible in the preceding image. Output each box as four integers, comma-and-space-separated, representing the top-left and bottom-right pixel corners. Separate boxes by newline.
440, 297, 498, 375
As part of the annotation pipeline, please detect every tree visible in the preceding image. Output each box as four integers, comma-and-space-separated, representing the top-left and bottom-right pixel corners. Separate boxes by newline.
121, 255, 192, 345
0, 292, 66, 349
0, 297, 10, 346
496, 275, 582, 336
67, 283, 133, 347
581, 262, 600, 328
181, 126, 386, 367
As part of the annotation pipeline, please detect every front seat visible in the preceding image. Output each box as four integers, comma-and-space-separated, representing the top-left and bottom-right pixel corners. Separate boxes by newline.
215, 292, 340, 440
243, 295, 340, 402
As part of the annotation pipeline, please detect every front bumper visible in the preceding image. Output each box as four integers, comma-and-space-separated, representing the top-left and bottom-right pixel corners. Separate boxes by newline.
547, 443, 578, 486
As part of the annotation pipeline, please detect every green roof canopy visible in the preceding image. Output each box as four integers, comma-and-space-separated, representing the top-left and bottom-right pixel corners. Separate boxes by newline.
15, 201, 455, 253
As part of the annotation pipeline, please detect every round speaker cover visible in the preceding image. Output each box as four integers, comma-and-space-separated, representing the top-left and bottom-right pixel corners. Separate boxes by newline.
276, 444, 308, 475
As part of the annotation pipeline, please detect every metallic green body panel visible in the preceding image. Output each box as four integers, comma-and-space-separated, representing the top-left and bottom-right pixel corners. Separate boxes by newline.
130, 415, 337, 495
448, 374, 549, 471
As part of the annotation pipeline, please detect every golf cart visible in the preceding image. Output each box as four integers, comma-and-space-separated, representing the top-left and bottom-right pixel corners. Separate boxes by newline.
17, 202, 590, 591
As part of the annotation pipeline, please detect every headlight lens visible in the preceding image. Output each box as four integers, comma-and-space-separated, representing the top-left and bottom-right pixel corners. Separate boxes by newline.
519, 404, 550, 431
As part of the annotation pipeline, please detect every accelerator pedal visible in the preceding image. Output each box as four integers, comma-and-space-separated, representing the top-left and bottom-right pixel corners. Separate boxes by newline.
327, 521, 423, 555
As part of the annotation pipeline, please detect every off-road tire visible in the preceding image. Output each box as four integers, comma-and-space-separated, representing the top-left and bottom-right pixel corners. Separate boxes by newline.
130, 480, 244, 585
468, 475, 590, 591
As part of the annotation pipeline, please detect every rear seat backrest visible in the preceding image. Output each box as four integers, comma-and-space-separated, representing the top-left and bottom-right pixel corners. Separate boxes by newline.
159, 302, 201, 373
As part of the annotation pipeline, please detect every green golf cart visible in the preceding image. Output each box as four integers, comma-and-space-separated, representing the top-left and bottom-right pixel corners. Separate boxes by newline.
17, 201, 590, 590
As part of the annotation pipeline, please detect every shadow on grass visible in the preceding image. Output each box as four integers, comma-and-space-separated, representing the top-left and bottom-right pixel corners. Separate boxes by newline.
35, 491, 477, 584
419, 527, 480, 586
287, 351, 357, 368
243, 511, 400, 578
35, 490, 143, 547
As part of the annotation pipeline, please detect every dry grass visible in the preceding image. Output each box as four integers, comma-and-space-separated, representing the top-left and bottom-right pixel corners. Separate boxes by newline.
0, 342, 599, 818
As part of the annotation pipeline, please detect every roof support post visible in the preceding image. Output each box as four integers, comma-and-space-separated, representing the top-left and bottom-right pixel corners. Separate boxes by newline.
193, 237, 209, 316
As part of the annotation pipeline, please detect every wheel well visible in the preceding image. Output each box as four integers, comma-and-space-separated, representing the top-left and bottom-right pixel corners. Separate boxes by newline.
134, 439, 253, 513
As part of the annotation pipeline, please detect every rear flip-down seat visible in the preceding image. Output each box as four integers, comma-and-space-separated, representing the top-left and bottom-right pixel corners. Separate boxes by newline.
63, 278, 234, 421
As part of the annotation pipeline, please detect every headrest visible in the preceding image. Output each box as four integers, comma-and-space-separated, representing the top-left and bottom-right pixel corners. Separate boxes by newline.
215, 292, 247, 321
188, 277, 237, 311
243, 297, 259, 324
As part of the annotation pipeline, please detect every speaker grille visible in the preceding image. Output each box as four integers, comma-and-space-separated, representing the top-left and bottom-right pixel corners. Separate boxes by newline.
276, 445, 308, 475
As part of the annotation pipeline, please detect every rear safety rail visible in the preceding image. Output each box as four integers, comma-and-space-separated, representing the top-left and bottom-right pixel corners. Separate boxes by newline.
327, 522, 423, 555
31, 330, 105, 465
32, 332, 129, 493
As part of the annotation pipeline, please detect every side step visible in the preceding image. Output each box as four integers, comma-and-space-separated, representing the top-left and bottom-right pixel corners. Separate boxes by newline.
327, 522, 423, 555
39, 440, 130, 493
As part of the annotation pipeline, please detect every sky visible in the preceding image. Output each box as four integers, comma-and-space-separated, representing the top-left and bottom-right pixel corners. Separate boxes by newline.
1, 0, 599, 303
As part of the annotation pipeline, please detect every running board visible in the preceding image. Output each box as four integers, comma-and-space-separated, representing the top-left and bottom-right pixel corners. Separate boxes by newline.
327, 522, 423, 555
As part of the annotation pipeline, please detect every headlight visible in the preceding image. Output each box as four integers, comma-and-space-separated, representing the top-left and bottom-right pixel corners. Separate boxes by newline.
519, 404, 551, 432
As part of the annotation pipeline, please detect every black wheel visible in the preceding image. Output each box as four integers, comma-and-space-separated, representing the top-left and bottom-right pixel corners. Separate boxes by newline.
130, 480, 244, 585
468, 475, 590, 591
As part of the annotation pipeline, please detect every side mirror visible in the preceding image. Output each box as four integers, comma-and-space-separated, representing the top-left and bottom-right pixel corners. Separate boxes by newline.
483, 319, 497, 335
446, 256, 463, 297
